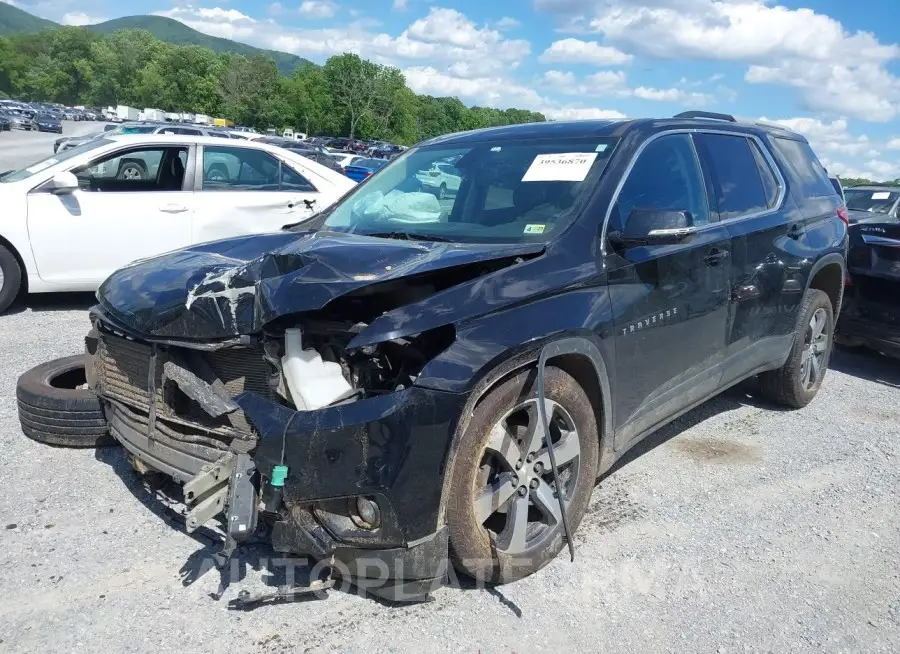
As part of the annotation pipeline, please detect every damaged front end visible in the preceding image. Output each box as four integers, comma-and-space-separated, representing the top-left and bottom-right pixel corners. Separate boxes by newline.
86, 230, 541, 600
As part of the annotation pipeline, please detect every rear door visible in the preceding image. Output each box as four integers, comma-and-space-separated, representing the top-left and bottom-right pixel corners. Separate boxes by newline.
25, 144, 194, 286
193, 144, 320, 242
607, 132, 732, 448
692, 132, 794, 385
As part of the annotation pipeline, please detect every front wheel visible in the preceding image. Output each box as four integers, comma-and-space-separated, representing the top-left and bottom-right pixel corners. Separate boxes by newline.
0, 243, 22, 314
447, 367, 599, 584
116, 161, 146, 181
760, 289, 834, 408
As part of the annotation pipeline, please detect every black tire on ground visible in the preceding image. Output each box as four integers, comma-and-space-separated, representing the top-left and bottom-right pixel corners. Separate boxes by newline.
0, 243, 22, 314
447, 366, 599, 584
116, 161, 146, 180
16, 355, 113, 448
760, 289, 834, 408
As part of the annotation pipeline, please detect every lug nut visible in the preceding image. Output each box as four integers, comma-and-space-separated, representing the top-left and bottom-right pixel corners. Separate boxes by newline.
529, 479, 539, 489
515, 460, 523, 470
518, 486, 527, 497
526, 453, 535, 463
534, 462, 544, 473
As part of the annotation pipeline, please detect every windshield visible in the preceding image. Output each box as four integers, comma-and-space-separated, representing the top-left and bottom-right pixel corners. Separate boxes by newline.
0, 138, 113, 183
844, 189, 899, 214
321, 136, 618, 243
37, 113, 57, 121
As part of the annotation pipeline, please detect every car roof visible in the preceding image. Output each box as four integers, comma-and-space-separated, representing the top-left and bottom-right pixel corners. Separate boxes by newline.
423, 114, 805, 147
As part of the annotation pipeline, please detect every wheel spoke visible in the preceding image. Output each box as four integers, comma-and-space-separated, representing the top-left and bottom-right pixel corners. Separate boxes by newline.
522, 399, 553, 454
808, 352, 821, 385
534, 429, 580, 471
495, 494, 529, 552
800, 347, 811, 366
474, 474, 518, 523
530, 479, 562, 525
485, 422, 522, 471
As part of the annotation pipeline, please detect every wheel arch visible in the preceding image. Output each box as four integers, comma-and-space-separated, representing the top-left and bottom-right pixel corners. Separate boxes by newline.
806, 252, 845, 316
436, 336, 613, 525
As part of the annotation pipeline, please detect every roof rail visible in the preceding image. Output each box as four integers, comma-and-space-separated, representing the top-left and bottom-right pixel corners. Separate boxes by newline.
673, 110, 736, 122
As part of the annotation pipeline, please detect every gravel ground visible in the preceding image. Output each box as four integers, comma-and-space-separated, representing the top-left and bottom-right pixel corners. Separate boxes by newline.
0, 127, 898, 652
0, 300, 897, 654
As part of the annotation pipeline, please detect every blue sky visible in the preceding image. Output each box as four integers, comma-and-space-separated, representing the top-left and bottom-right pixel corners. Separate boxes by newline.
8, 0, 900, 179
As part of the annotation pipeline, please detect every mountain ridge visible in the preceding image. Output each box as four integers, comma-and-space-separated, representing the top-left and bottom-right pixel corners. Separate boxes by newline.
0, 5, 314, 75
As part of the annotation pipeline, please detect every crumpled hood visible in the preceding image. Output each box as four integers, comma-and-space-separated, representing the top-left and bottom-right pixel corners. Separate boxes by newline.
97, 230, 544, 340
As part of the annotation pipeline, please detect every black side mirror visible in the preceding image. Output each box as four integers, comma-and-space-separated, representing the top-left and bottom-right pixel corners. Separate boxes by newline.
610, 209, 696, 248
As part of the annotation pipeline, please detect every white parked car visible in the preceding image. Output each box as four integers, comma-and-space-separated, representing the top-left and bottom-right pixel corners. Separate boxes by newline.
0, 134, 355, 312
415, 161, 462, 200
326, 152, 364, 169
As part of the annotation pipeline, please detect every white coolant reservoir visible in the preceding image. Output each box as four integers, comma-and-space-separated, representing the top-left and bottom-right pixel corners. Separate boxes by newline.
281, 328, 355, 410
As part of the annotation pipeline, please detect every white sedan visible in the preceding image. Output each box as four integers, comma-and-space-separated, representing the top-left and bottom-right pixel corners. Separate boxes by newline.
0, 134, 355, 312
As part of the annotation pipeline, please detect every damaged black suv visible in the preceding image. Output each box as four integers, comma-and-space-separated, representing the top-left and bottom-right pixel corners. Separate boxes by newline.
78, 111, 848, 599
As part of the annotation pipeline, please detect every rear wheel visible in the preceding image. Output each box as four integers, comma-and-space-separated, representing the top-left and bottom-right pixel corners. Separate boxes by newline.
760, 289, 834, 408
0, 244, 23, 314
447, 367, 599, 584
117, 161, 146, 181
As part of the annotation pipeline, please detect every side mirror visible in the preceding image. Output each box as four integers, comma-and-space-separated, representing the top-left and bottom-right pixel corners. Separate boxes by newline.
610, 209, 696, 248
50, 171, 79, 194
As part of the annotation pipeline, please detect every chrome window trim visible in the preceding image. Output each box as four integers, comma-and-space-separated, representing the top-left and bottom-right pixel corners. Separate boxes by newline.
601, 128, 787, 255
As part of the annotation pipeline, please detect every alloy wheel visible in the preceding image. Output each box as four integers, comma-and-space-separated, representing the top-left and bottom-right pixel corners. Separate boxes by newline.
474, 398, 581, 555
801, 307, 828, 390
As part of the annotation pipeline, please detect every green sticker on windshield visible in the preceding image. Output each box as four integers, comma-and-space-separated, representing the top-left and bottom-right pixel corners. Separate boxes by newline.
524, 224, 546, 234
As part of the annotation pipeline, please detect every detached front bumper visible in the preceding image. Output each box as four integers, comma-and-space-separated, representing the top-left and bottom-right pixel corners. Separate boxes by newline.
87, 323, 467, 598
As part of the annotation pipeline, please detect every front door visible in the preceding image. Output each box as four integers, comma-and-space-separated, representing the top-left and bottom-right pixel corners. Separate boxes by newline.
26, 145, 194, 286
193, 145, 320, 243
605, 133, 732, 448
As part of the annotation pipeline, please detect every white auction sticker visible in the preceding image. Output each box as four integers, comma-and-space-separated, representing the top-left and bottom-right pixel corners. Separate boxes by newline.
872, 191, 891, 200
522, 152, 598, 182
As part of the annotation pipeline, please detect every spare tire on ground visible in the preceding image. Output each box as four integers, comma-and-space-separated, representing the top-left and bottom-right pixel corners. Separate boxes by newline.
16, 355, 114, 448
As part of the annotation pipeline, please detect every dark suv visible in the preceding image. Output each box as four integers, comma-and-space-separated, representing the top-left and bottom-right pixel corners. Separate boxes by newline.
37, 112, 848, 600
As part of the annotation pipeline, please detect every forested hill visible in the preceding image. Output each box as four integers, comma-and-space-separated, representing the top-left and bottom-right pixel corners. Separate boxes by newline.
85, 16, 313, 75
0, 4, 313, 74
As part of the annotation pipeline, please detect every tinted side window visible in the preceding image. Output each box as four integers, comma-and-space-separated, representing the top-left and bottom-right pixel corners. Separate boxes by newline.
694, 133, 767, 220
750, 140, 780, 208
615, 133, 710, 228
771, 137, 835, 198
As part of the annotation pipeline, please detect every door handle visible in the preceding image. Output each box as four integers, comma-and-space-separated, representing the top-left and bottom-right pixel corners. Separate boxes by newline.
704, 249, 729, 266
159, 203, 188, 214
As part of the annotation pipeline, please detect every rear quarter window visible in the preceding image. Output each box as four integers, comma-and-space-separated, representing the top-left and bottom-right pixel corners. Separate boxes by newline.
772, 137, 835, 199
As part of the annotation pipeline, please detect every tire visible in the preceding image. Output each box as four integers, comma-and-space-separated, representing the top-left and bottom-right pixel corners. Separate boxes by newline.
205, 163, 230, 182
116, 161, 146, 181
16, 355, 113, 448
760, 289, 834, 408
447, 366, 599, 584
0, 243, 23, 314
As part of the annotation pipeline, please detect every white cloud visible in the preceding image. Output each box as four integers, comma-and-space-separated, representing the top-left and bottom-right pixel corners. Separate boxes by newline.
543, 68, 713, 104
497, 17, 521, 30
543, 107, 627, 121
155, 6, 257, 39
268, 2, 283, 14
540, 38, 633, 66
552, 1, 900, 122
298, 1, 337, 19
61, 12, 105, 25
392, 0, 408, 11
404, 66, 545, 108
887, 138, 900, 150
758, 117, 881, 159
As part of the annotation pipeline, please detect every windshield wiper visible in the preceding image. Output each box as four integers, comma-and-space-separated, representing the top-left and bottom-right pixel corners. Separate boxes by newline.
364, 231, 454, 243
